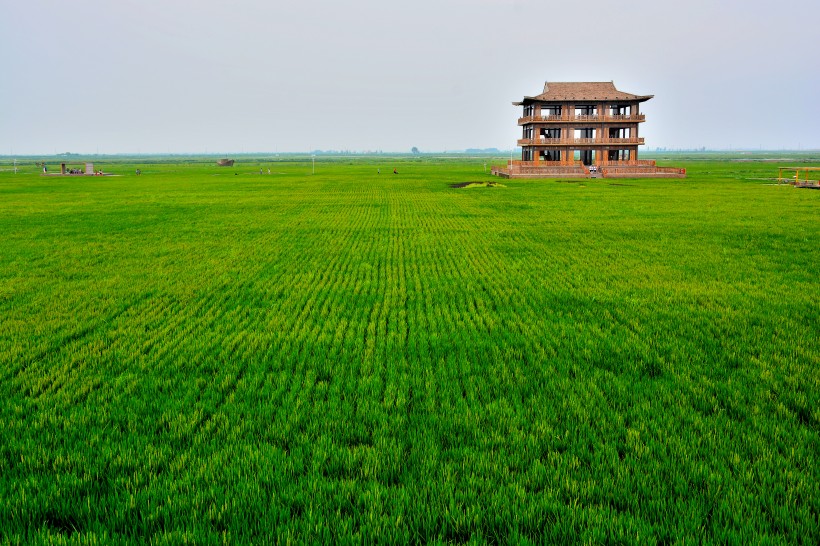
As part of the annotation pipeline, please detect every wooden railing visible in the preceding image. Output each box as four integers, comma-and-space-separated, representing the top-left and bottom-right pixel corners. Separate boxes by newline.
512, 160, 657, 167
518, 114, 645, 124
517, 137, 645, 146
506, 164, 587, 176
602, 165, 686, 176
655, 166, 686, 175
596, 159, 656, 167
509, 160, 585, 167
492, 161, 685, 178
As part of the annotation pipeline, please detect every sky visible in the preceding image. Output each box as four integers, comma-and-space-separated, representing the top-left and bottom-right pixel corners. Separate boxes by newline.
1, 0, 818, 154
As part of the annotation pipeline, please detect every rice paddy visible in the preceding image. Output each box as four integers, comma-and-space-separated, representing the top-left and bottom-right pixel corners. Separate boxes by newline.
0, 157, 817, 544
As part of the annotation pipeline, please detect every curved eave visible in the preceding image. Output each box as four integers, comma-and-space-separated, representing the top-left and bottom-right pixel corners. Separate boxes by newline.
514, 94, 653, 106
512, 96, 538, 106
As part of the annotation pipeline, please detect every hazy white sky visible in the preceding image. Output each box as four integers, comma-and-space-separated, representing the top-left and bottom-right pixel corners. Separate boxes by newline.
2, 0, 818, 154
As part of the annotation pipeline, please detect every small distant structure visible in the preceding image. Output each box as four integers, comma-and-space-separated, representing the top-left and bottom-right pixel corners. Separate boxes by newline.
217, 158, 235, 167
778, 166, 820, 188
60, 162, 94, 175
492, 81, 685, 179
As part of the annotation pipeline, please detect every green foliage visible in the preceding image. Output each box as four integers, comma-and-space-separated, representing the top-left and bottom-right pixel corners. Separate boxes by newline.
0, 159, 818, 544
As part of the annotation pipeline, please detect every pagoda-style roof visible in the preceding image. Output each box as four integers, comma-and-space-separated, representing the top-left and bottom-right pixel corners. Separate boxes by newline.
513, 81, 653, 105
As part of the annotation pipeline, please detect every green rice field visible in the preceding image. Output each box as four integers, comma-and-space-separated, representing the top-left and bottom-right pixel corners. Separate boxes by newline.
0, 157, 818, 544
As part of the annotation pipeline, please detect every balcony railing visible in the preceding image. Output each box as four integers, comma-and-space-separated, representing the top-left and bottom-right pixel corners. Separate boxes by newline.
518, 114, 645, 124
510, 159, 655, 167
596, 159, 656, 167
517, 137, 645, 146
509, 160, 585, 167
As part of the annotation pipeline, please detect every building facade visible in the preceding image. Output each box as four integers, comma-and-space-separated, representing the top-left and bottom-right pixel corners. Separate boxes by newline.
493, 82, 684, 178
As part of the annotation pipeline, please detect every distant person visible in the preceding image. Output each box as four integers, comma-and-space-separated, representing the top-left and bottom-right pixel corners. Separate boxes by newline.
268, 168, 271, 174
393, 168, 397, 174
259, 168, 263, 175
378, 168, 380, 174
136, 169, 141, 175
43, 165, 47, 174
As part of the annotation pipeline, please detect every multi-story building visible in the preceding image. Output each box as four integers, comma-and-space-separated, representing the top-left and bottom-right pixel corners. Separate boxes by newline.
493, 81, 685, 178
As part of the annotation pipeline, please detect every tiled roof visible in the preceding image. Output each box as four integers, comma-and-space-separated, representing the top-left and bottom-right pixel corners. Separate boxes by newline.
515, 81, 652, 104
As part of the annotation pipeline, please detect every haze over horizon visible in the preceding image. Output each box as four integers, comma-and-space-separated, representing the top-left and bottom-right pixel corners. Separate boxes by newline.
2, 0, 818, 155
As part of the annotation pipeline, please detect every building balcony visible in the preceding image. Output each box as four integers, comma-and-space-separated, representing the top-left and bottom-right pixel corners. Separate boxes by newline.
517, 114, 645, 125
511, 160, 585, 167
517, 137, 645, 147
509, 159, 657, 168
596, 159, 657, 167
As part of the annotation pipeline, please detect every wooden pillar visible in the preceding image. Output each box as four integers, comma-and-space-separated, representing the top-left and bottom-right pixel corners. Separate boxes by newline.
632, 102, 640, 161
598, 101, 606, 162
566, 101, 573, 165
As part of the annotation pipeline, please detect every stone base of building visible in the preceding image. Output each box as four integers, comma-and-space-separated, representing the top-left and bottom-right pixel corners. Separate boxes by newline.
602, 168, 687, 179
491, 162, 685, 179
491, 165, 587, 178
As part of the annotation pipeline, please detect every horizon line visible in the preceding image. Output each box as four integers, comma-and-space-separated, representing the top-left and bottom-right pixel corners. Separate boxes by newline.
2, 148, 820, 158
